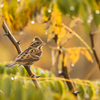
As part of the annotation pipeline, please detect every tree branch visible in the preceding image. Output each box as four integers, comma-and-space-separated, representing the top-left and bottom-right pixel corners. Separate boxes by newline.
2, 21, 41, 88
90, 32, 100, 69
2, 21, 22, 54
62, 51, 76, 91
53, 35, 76, 93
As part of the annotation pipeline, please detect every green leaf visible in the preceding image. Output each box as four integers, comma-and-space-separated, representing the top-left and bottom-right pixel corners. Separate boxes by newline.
19, 65, 25, 76
57, 0, 71, 15
0, 64, 5, 74
75, 79, 85, 100
13, 79, 23, 100
44, 70, 55, 77
8, 0, 17, 19
25, 81, 36, 100
56, 80, 65, 96
5, 67, 11, 75
10, 66, 18, 75
46, 81, 56, 92
85, 81, 96, 100
36, 68, 45, 76
93, 10, 100, 26
87, 0, 99, 11
2, 76, 12, 97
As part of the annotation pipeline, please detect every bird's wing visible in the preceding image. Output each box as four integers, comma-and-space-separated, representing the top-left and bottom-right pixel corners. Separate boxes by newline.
15, 47, 39, 62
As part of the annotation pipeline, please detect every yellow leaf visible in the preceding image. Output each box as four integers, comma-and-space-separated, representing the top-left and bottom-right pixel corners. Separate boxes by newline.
55, 14, 61, 26
80, 49, 93, 63
53, 4, 61, 14
2, 1, 11, 27
63, 53, 67, 67
57, 27, 66, 45
70, 18, 80, 28
68, 48, 80, 64
47, 33, 55, 42
42, 6, 49, 21
44, 11, 55, 30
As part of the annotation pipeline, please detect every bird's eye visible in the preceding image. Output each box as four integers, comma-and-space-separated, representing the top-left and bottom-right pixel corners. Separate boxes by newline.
36, 42, 39, 44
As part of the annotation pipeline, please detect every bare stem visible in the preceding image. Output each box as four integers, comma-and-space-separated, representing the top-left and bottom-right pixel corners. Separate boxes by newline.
62, 51, 76, 91
62, 23, 93, 53
53, 35, 76, 93
2, 21, 41, 88
90, 32, 100, 69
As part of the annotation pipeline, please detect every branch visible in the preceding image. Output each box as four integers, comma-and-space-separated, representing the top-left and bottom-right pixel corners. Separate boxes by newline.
90, 32, 100, 69
2, 21, 22, 54
2, 21, 41, 88
62, 51, 76, 91
53, 35, 76, 94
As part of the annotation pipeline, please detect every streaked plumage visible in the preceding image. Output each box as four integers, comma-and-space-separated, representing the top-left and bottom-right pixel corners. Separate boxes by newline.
5, 36, 45, 67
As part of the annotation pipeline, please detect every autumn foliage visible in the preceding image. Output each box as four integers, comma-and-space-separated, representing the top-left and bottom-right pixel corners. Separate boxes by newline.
0, 0, 100, 100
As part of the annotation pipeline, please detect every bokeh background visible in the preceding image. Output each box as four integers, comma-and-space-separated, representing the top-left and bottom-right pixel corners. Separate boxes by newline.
0, 16, 100, 80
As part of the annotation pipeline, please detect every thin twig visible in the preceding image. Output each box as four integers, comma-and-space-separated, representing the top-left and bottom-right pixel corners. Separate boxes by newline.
2, 21, 22, 54
62, 23, 93, 53
84, 66, 97, 79
84, 32, 100, 79
2, 21, 41, 88
90, 32, 100, 69
47, 45, 91, 51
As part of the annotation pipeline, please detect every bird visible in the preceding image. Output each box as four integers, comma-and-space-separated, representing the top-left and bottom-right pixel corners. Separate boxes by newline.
5, 36, 45, 67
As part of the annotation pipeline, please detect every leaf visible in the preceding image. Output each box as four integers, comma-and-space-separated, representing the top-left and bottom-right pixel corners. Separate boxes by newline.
85, 81, 97, 100
63, 52, 67, 67
5, 67, 11, 75
79, 4, 89, 32
10, 66, 17, 75
57, 0, 70, 15
75, 79, 85, 100
19, 65, 25, 76
80, 49, 93, 63
44, 70, 55, 77
8, 0, 17, 19
2, 1, 12, 27
46, 81, 56, 92
36, 67, 45, 76
97, 82, 100, 100
60, 31, 74, 45
93, 10, 100, 27
69, 18, 80, 28
56, 80, 65, 96
0, 64, 4, 74
47, 32, 55, 42
57, 27, 66, 45
44, 11, 55, 30
13, 79, 23, 100
26, 81, 36, 100
2, 76, 12, 97
68, 48, 80, 65
87, 0, 99, 11
42, 6, 51, 21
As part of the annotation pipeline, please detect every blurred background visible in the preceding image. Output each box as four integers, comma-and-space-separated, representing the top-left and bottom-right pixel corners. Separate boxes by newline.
0, 16, 100, 80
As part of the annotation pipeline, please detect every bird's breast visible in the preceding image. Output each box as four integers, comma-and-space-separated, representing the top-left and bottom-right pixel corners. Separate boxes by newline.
36, 50, 42, 56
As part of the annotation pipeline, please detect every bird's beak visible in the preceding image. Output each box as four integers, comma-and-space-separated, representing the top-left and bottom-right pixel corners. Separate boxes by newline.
42, 42, 46, 45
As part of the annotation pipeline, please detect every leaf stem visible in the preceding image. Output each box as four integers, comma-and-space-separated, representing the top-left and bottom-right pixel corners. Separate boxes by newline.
62, 23, 93, 53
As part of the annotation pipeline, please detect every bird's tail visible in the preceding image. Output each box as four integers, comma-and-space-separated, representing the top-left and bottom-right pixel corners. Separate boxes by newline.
5, 62, 17, 67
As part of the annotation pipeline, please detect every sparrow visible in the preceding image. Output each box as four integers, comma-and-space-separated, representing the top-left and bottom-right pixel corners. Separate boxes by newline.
5, 36, 45, 67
